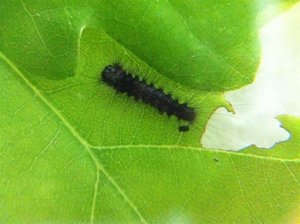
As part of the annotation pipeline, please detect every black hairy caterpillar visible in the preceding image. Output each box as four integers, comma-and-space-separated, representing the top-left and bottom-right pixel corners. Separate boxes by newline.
101, 63, 196, 132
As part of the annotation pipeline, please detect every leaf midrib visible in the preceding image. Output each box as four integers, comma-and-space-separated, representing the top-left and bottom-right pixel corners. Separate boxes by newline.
91, 144, 300, 163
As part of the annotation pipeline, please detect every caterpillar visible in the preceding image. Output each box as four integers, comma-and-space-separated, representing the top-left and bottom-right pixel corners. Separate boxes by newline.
101, 63, 196, 132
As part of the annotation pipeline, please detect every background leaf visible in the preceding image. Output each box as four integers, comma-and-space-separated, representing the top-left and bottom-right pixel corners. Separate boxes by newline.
1, 0, 298, 89
1, 0, 300, 223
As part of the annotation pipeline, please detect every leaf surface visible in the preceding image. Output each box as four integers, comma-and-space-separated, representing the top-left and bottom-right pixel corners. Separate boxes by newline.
1, 1, 300, 223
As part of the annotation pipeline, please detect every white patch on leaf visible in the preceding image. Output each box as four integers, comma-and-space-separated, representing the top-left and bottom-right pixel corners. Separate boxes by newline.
201, 3, 300, 151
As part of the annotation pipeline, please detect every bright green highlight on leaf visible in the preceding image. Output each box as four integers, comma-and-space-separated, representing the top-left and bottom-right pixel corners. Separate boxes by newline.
0, 0, 298, 90
1, 0, 300, 223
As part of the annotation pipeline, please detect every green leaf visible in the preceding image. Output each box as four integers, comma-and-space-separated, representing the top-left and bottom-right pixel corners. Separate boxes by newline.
1, 1, 300, 223
1, 0, 298, 90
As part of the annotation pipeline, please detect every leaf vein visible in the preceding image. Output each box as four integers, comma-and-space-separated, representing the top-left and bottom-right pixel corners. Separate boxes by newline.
21, 0, 54, 57
0, 51, 148, 224
91, 144, 300, 163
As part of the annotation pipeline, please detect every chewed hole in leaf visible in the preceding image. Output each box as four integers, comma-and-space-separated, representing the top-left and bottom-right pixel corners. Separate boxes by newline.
201, 3, 300, 151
